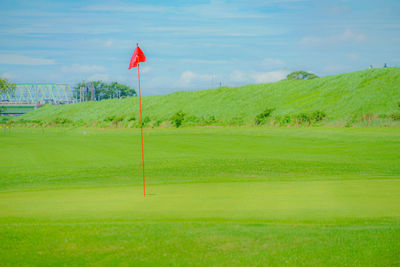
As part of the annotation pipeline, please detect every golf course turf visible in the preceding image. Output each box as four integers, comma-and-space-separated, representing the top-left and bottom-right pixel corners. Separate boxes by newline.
1, 127, 399, 266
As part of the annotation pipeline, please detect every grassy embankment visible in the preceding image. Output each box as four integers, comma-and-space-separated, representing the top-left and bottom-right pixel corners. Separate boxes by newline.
14, 67, 400, 128
1, 127, 399, 265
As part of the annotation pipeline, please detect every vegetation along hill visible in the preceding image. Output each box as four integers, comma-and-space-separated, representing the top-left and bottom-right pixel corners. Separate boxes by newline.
18, 67, 400, 127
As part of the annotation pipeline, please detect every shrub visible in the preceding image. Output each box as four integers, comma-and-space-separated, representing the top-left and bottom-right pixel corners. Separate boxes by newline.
127, 115, 136, 122
255, 108, 274, 125
114, 116, 124, 122
110, 115, 124, 126
184, 115, 201, 126
281, 114, 291, 125
362, 113, 374, 122
104, 116, 116, 122
311, 111, 327, 122
153, 119, 163, 127
53, 117, 72, 124
378, 114, 389, 119
0, 117, 9, 124
73, 120, 85, 126
391, 112, 400, 121
296, 113, 311, 124
204, 115, 216, 125
171, 110, 185, 128
142, 116, 151, 126
229, 116, 244, 126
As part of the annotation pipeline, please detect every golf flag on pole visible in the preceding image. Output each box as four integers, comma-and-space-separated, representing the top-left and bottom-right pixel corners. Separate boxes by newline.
129, 44, 146, 197
129, 45, 146, 69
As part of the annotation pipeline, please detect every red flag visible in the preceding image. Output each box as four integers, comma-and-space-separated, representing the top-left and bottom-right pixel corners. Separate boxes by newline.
129, 46, 146, 69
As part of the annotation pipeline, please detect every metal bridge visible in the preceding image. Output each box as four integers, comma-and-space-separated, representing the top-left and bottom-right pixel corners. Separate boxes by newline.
1, 83, 75, 115
1, 83, 74, 104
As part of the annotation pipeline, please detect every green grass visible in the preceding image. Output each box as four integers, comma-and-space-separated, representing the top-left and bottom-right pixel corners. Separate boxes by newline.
1, 127, 400, 266
18, 67, 400, 127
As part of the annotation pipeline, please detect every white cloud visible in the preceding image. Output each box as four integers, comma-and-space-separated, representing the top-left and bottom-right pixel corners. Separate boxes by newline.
61, 64, 106, 74
175, 71, 213, 88
262, 58, 285, 68
230, 70, 248, 83
145, 26, 284, 37
82, 4, 169, 13
300, 29, 366, 46
0, 25, 122, 35
347, 53, 359, 60
229, 70, 288, 84
299, 36, 323, 46
140, 66, 151, 74
181, 0, 268, 19
87, 73, 109, 81
0, 72, 16, 80
0, 54, 55, 65
179, 58, 229, 64
339, 29, 365, 42
104, 39, 113, 47
251, 70, 289, 83
322, 64, 353, 74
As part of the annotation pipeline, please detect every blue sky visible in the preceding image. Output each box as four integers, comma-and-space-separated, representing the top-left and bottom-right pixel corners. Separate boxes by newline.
0, 0, 399, 95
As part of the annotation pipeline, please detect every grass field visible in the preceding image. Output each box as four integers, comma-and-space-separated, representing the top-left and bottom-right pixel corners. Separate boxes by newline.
1, 127, 400, 266
17, 67, 400, 127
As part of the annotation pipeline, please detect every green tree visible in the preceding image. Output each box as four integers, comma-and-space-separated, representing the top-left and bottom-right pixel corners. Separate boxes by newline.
171, 110, 185, 128
0, 78, 16, 114
0, 78, 16, 94
73, 81, 136, 101
287, 71, 318, 80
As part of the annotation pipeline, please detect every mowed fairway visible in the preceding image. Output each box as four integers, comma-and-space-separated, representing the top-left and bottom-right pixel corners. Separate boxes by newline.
1, 127, 400, 266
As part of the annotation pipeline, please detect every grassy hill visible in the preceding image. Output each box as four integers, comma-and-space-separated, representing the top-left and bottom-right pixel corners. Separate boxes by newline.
19, 67, 400, 127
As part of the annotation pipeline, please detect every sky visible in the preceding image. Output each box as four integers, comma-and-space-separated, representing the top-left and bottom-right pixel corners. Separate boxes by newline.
0, 0, 399, 95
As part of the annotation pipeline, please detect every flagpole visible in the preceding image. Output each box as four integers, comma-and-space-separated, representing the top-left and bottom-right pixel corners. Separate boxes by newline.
137, 51, 146, 197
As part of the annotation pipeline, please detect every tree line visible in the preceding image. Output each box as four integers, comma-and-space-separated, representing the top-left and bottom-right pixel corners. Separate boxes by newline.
73, 81, 136, 101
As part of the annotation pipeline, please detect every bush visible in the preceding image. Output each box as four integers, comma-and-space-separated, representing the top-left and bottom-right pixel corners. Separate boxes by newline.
73, 120, 85, 127
184, 115, 201, 126
114, 116, 124, 122
142, 116, 151, 126
391, 112, 400, 121
277, 111, 327, 126
281, 115, 291, 125
111, 115, 124, 126
171, 110, 185, 128
255, 108, 274, 125
0, 117, 9, 124
153, 119, 163, 127
229, 116, 244, 126
127, 115, 136, 122
53, 117, 73, 124
104, 116, 116, 122
296, 113, 311, 124
311, 111, 327, 122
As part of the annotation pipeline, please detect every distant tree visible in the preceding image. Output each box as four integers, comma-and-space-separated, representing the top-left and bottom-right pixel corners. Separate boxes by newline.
0, 78, 16, 114
73, 81, 136, 101
287, 71, 318, 80
0, 78, 16, 94
171, 110, 185, 128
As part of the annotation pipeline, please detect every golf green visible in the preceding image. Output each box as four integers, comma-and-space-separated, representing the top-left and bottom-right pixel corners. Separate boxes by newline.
0, 127, 399, 266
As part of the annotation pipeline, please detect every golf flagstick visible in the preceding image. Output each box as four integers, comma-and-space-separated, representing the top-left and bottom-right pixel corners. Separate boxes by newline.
129, 43, 147, 197
138, 61, 145, 197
